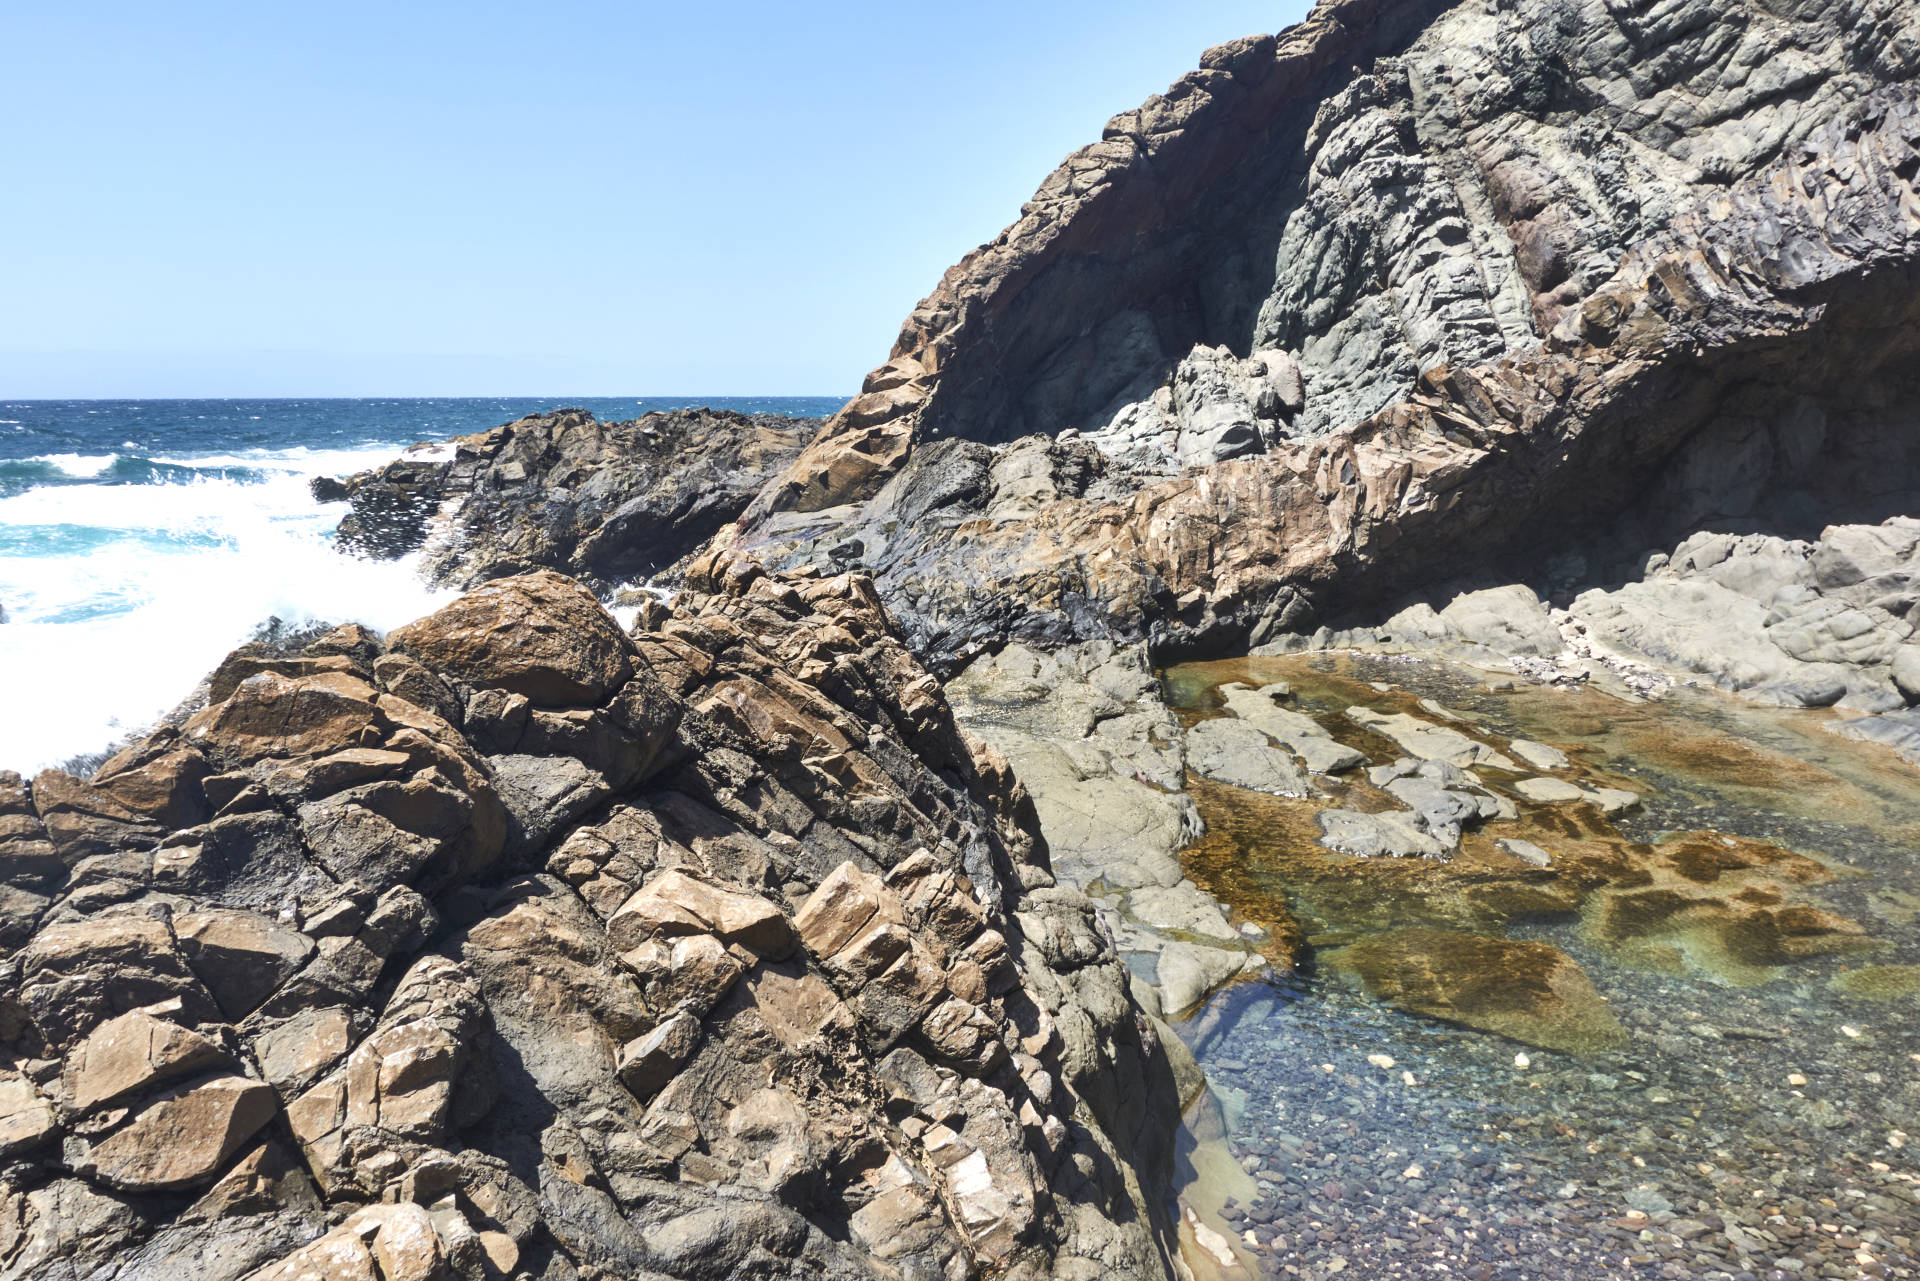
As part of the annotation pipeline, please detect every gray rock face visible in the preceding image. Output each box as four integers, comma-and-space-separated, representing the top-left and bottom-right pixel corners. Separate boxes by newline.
1185, 717, 1310, 796
665, 0, 1920, 679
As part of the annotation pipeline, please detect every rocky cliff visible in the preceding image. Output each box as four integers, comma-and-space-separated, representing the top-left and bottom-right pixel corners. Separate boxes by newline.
0, 567, 1187, 1280
704, 0, 1920, 677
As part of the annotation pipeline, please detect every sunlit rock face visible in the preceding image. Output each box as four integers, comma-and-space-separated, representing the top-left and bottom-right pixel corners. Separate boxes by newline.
0, 564, 1187, 1281
709, 0, 1920, 674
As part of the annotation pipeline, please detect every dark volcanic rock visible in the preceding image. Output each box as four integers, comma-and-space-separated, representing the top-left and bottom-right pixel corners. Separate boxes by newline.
323, 406, 818, 589
0, 561, 1186, 1280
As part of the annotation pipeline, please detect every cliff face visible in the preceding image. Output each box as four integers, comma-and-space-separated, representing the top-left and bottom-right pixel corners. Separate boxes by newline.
718, 0, 1920, 670
0, 568, 1185, 1280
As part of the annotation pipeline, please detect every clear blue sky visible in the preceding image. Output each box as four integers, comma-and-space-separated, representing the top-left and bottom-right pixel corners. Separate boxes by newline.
1, 2, 1310, 397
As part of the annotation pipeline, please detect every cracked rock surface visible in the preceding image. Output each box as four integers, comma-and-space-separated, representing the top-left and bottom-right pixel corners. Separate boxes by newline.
0, 564, 1185, 1281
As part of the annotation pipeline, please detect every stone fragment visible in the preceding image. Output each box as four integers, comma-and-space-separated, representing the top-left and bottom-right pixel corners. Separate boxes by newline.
1509, 739, 1571, 771
1345, 708, 1518, 771
1315, 809, 1448, 859
252, 1006, 354, 1094
1497, 838, 1555, 868
174, 909, 315, 1019
85, 1074, 278, 1190
608, 869, 792, 958
64, 1009, 231, 1112
617, 1012, 701, 1101
0, 1076, 57, 1156
794, 860, 901, 957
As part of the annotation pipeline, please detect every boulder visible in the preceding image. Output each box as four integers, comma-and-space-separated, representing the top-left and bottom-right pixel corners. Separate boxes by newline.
184, 671, 384, 765
387, 570, 634, 706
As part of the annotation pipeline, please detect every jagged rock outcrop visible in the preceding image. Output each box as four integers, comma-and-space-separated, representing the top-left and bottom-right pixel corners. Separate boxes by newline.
689, 0, 1920, 675
320, 407, 819, 590
0, 566, 1185, 1280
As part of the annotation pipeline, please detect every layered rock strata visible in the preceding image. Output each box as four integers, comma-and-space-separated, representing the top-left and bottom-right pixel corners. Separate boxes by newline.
0, 566, 1185, 1280
322, 407, 818, 591
696, 0, 1920, 675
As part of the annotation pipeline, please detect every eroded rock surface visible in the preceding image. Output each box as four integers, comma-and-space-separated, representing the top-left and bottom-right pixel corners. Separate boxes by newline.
0, 563, 1186, 1280
691, 1, 1920, 678
321, 407, 819, 590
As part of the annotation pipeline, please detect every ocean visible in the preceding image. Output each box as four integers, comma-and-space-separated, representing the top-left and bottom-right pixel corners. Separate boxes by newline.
0, 396, 844, 774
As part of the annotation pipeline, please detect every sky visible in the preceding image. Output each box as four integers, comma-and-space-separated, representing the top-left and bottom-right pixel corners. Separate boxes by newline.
0, 1, 1311, 397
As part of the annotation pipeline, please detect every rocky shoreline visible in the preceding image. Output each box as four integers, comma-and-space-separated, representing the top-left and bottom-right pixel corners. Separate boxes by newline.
15, 0, 1920, 1277
0, 564, 1187, 1280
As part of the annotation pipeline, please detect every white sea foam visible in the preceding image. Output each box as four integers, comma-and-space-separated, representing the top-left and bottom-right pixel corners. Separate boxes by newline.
41, 453, 117, 478
0, 444, 448, 773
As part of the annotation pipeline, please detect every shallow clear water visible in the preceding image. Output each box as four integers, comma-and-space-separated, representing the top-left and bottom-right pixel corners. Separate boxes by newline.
0, 396, 842, 773
1164, 653, 1920, 1280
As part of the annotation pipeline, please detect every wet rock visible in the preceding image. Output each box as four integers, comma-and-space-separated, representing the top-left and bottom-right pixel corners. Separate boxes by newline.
1316, 809, 1449, 860
1218, 683, 1366, 774
1497, 838, 1555, 869
1186, 716, 1310, 795
1327, 929, 1628, 1054
1345, 707, 1518, 771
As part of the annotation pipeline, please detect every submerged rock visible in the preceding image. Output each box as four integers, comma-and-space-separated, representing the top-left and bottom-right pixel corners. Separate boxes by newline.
1326, 929, 1628, 1055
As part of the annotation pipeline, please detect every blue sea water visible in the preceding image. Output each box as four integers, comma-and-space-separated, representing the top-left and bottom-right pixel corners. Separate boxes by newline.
0, 396, 843, 772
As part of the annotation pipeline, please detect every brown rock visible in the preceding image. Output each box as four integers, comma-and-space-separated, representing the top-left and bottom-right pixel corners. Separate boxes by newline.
30, 768, 164, 860
794, 860, 903, 957
89, 742, 212, 830
364, 1202, 445, 1281
85, 1073, 278, 1190
18, 913, 221, 1048
64, 1008, 232, 1112
607, 869, 792, 959
1327, 929, 1628, 1054
185, 670, 384, 765
252, 1006, 354, 1094
245, 1225, 379, 1281
207, 653, 363, 706
388, 570, 634, 706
